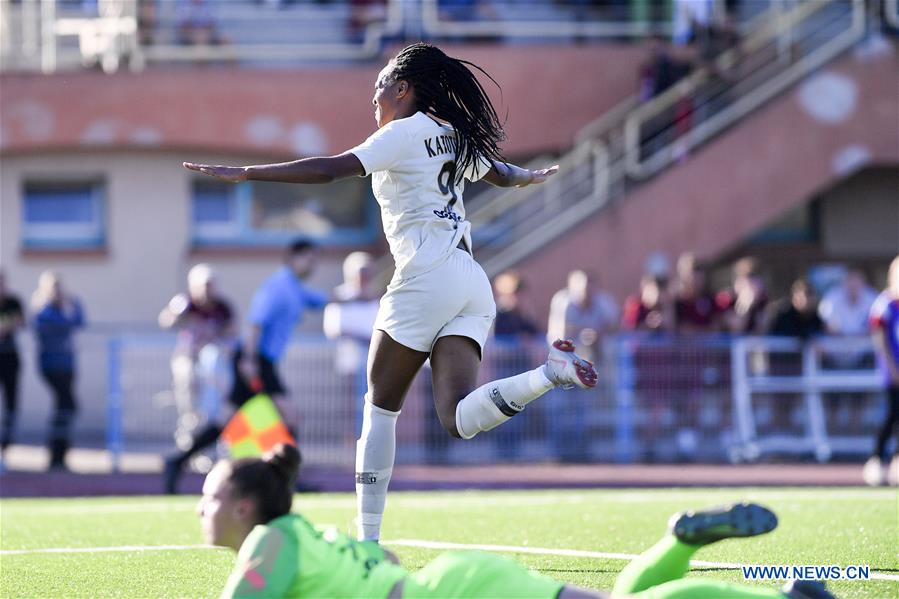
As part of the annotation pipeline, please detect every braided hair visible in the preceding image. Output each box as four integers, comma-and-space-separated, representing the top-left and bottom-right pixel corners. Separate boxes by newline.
389, 43, 506, 184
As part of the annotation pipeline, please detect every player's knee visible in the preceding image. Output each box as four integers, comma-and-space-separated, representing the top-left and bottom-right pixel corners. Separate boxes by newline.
435, 404, 463, 439
445, 424, 463, 439
366, 390, 404, 413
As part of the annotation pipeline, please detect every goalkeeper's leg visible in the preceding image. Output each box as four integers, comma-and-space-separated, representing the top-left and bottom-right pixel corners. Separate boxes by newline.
613, 503, 778, 596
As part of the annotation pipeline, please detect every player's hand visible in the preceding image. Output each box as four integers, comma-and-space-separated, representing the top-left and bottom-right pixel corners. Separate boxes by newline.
519, 164, 559, 187
183, 162, 248, 183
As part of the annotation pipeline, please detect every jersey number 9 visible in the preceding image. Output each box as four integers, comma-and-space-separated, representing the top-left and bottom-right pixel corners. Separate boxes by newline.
434, 161, 463, 230
437, 161, 459, 208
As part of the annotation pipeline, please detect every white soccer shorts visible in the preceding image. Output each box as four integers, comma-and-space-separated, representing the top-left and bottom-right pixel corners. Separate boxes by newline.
374, 248, 496, 356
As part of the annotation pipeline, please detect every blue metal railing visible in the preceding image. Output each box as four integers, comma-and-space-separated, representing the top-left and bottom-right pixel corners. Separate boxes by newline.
97, 331, 886, 467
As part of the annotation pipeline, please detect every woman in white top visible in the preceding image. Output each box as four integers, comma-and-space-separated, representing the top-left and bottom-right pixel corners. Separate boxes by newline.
185, 43, 597, 542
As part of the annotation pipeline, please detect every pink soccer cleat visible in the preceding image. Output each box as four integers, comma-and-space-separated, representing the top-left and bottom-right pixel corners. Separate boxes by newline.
544, 339, 598, 390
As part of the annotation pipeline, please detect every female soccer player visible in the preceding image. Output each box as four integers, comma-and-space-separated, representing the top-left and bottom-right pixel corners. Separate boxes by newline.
199, 445, 832, 599
185, 42, 597, 542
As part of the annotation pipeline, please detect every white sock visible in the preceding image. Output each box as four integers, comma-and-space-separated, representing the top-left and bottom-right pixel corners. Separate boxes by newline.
355, 400, 399, 541
455, 367, 554, 440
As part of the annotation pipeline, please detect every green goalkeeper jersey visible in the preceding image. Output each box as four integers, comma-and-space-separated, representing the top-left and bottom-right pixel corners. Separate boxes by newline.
221, 513, 406, 598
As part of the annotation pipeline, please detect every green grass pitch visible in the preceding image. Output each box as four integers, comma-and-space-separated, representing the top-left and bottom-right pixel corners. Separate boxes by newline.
1, 488, 896, 598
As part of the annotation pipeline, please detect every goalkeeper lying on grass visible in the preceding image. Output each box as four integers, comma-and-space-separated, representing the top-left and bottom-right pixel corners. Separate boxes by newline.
197, 444, 833, 599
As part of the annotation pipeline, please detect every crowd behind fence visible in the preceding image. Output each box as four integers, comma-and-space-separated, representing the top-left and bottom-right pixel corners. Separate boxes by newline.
47, 332, 879, 468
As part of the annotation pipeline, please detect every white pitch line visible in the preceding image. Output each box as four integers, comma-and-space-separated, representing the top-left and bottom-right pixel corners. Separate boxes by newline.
4, 539, 897, 584
384, 539, 899, 583
0, 544, 219, 556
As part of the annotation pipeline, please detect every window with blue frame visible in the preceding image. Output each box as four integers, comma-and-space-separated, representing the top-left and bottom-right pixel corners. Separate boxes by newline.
191, 177, 376, 246
21, 181, 106, 249
192, 180, 240, 241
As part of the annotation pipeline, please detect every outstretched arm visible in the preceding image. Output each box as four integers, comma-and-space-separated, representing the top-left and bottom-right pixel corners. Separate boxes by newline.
482, 161, 559, 188
184, 153, 365, 184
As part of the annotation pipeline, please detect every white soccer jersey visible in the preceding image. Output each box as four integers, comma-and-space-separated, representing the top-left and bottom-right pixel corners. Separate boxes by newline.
349, 111, 491, 280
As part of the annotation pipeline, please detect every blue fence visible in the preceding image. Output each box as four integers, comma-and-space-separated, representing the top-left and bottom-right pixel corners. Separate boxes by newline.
97, 333, 888, 469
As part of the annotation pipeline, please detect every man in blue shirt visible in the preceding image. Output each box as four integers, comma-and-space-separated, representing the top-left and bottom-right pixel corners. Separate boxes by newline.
31, 271, 85, 470
230, 239, 328, 410
165, 239, 327, 493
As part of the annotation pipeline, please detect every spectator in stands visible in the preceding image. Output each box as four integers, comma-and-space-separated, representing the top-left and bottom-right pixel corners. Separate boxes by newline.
137, 0, 158, 46
691, 8, 742, 139
636, 37, 694, 161
0, 270, 25, 458
765, 278, 824, 339
819, 268, 878, 337
495, 271, 539, 341
622, 275, 676, 334
863, 255, 899, 487
670, 0, 739, 151
176, 0, 224, 46
548, 270, 618, 364
719, 257, 768, 335
492, 271, 541, 461
638, 36, 692, 102
31, 271, 85, 471
165, 239, 328, 494
547, 270, 617, 461
324, 251, 380, 377
818, 268, 878, 369
323, 250, 382, 440
158, 263, 235, 460
323, 252, 385, 456
547, 270, 617, 462
699, 10, 740, 75
673, 252, 720, 333
761, 279, 822, 433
